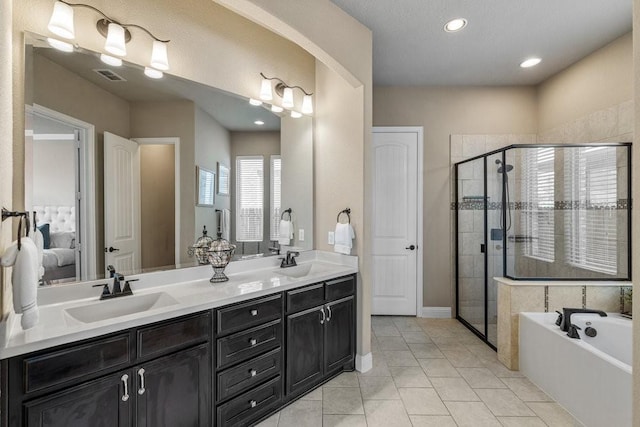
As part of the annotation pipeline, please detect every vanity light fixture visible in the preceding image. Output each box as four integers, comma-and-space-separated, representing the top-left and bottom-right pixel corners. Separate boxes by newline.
444, 18, 467, 33
47, 1, 170, 75
47, 37, 74, 52
100, 53, 122, 67
259, 73, 314, 115
249, 98, 263, 106
520, 57, 542, 68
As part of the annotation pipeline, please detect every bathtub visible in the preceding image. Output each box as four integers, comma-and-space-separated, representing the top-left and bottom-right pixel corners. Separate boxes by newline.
519, 312, 632, 427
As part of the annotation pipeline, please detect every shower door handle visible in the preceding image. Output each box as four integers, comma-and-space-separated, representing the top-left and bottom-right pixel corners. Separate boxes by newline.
480, 244, 485, 253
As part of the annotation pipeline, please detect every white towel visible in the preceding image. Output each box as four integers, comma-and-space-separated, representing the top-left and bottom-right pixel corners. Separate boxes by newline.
278, 220, 293, 245
221, 209, 231, 241
33, 228, 45, 280
334, 222, 355, 255
1, 237, 40, 330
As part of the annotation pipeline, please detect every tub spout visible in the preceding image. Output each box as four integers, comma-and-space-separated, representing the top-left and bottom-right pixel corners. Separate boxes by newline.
560, 308, 607, 332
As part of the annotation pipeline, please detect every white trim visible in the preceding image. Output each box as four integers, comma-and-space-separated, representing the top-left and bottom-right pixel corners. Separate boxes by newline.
372, 127, 424, 317
421, 307, 452, 318
355, 352, 373, 373
133, 137, 181, 266
31, 104, 97, 282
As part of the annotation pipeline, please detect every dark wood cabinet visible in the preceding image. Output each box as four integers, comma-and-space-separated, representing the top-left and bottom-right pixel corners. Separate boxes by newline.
286, 306, 325, 395
325, 296, 355, 374
135, 344, 210, 427
23, 371, 131, 427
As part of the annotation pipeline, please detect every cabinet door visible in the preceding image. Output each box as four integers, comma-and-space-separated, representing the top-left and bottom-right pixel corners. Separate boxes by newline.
286, 306, 325, 395
24, 371, 131, 427
324, 296, 355, 374
135, 344, 210, 427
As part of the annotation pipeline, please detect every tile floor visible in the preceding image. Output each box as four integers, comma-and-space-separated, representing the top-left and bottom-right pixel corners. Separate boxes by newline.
256, 316, 583, 427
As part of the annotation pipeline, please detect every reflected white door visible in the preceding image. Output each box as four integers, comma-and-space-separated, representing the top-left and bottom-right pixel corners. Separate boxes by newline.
372, 128, 421, 315
104, 131, 141, 275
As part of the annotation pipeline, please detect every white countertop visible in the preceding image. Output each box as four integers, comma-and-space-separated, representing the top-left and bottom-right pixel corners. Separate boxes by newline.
494, 277, 632, 287
0, 251, 358, 359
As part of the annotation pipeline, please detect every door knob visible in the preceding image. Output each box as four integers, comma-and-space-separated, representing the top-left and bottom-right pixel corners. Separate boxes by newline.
106, 246, 120, 253
405, 245, 416, 250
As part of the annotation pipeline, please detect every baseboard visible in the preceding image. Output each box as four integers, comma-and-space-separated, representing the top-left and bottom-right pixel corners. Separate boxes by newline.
421, 307, 452, 318
355, 352, 372, 373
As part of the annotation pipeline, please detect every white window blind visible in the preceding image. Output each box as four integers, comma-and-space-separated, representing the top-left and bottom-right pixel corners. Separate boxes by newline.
564, 146, 617, 275
270, 156, 282, 241
236, 156, 264, 242
522, 147, 555, 262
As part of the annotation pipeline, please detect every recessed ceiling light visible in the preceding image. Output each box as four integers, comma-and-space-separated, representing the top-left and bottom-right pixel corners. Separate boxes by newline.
249, 98, 262, 106
290, 111, 302, 119
144, 67, 163, 79
254, 120, 264, 125
520, 57, 542, 68
444, 18, 467, 33
47, 37, 74, 52
271, 105, 284, 113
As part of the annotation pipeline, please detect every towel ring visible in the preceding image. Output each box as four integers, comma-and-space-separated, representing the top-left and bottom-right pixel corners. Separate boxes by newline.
281, 208, 292, 220
337, 208, 351, 224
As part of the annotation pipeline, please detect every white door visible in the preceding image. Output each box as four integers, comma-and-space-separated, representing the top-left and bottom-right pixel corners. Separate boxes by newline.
104, 131, 141, 275
372, 128, 422, 315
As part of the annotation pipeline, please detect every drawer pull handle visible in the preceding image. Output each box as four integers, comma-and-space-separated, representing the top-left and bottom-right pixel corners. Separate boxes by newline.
138, 368, 146, 395
121, 374, 130, 402
250, 369, 257, 377
326, 305, 332, 322
249, 338, 258, 346
251, 309, 258, 316
250, 400, 257, 408
320, 307, 326, 324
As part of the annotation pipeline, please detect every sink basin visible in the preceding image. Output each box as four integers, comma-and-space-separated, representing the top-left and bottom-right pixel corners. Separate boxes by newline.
274, 263, 328, 279
65, 292, 179, 324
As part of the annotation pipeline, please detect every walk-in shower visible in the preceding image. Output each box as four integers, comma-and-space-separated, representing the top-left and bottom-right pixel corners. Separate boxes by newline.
455, 143, 631, 348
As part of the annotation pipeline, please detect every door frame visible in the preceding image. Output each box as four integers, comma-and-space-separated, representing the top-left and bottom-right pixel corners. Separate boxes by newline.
133, 137, 181, 266
372, 126, 424, 317
29, 104, 97, 281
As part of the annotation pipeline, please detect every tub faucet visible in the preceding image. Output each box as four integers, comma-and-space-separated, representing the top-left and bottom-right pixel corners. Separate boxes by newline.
559, 308, 607, 332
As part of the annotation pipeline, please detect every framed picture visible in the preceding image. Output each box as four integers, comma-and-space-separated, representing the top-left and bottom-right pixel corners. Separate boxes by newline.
196, 166, 215, 206
217, 162, 230, 195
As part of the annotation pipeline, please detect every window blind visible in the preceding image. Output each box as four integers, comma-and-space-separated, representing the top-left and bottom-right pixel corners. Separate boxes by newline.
270, 156, 282, 241
564, 146, 617, 275
522, 147, 555, 262
236, 156, 264, 242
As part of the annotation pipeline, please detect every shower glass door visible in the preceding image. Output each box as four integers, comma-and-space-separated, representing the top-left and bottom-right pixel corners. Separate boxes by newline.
456, 157, 486, 339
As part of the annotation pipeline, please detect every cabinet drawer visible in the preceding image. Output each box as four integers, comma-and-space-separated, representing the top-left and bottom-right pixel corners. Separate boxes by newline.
217, 347, 281, 402
286, 283, 325, 313
217, 294, 282, 336
216, 375, 281, 427
137, 311, 210, 360
325, 275, 355, 301
217, 320, 281, 369
23, 334, 131, 394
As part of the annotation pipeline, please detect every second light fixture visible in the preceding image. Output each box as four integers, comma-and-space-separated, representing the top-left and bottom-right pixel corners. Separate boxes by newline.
259, 73, 313, 116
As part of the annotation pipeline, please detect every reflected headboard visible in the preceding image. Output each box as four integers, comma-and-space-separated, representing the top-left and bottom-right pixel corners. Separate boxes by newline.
34, 206, 76, 233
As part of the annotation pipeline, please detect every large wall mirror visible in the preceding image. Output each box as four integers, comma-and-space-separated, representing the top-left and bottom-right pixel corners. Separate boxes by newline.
23, 32, 313, 286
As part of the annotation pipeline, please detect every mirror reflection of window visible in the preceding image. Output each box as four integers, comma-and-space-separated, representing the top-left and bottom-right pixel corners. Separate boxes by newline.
270, 156, 282, 241
236, 156, 264, 242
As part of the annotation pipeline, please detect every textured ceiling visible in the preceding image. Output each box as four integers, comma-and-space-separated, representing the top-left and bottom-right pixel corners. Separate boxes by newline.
330, 0, 632, 86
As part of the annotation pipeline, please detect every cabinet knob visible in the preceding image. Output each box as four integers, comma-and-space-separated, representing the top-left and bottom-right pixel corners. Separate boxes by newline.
249, 338, 257, 346
250, 369, 257, 377
250, 400, 257, 408
121, 374, 130, 402
251, 309, 258, 316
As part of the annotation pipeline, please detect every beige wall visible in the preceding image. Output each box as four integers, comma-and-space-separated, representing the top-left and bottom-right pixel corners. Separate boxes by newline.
130, 101, 196, 265
632, 1, 639, 424
194, 107, 231, 239
281, 115, 313, 251
374, 86, 538, 308
140, 144, 175, 270
1, 0, 12, 316
230, 131, 280, 254
538, 33, 633, 132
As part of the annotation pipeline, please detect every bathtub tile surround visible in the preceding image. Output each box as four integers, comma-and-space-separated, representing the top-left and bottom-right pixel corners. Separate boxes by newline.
257, 316, 579, 427
496, 278, 631, 370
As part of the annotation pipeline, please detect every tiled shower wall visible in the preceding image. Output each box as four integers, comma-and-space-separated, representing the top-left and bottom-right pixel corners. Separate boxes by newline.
451, 99, 633, 320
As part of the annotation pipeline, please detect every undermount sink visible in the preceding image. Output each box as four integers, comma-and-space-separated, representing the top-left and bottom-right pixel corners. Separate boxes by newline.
64, 292, 179, 324
274, 263, 327, 279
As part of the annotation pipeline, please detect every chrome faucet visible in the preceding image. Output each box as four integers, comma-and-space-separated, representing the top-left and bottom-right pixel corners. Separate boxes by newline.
280, 250, 300, 268
93, 265, 137, 300
559, 307, 607, 333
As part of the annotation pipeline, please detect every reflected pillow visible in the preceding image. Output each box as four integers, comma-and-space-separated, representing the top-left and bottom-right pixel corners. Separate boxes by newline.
38, 224, 50, 249
50, 231, 75, 249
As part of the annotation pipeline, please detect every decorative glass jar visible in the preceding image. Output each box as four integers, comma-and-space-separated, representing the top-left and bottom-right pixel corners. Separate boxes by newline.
207, 232, 236, 282
187, 226, 214, 265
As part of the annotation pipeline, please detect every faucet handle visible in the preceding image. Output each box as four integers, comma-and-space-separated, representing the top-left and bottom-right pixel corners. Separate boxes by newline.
122, 279, 137, 295
554, 311, 563, 327
92, 283, 111, 298
567, 324, 581, 339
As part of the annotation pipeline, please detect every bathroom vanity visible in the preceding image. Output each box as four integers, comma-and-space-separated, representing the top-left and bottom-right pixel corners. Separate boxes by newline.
0, 252, 357, 426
